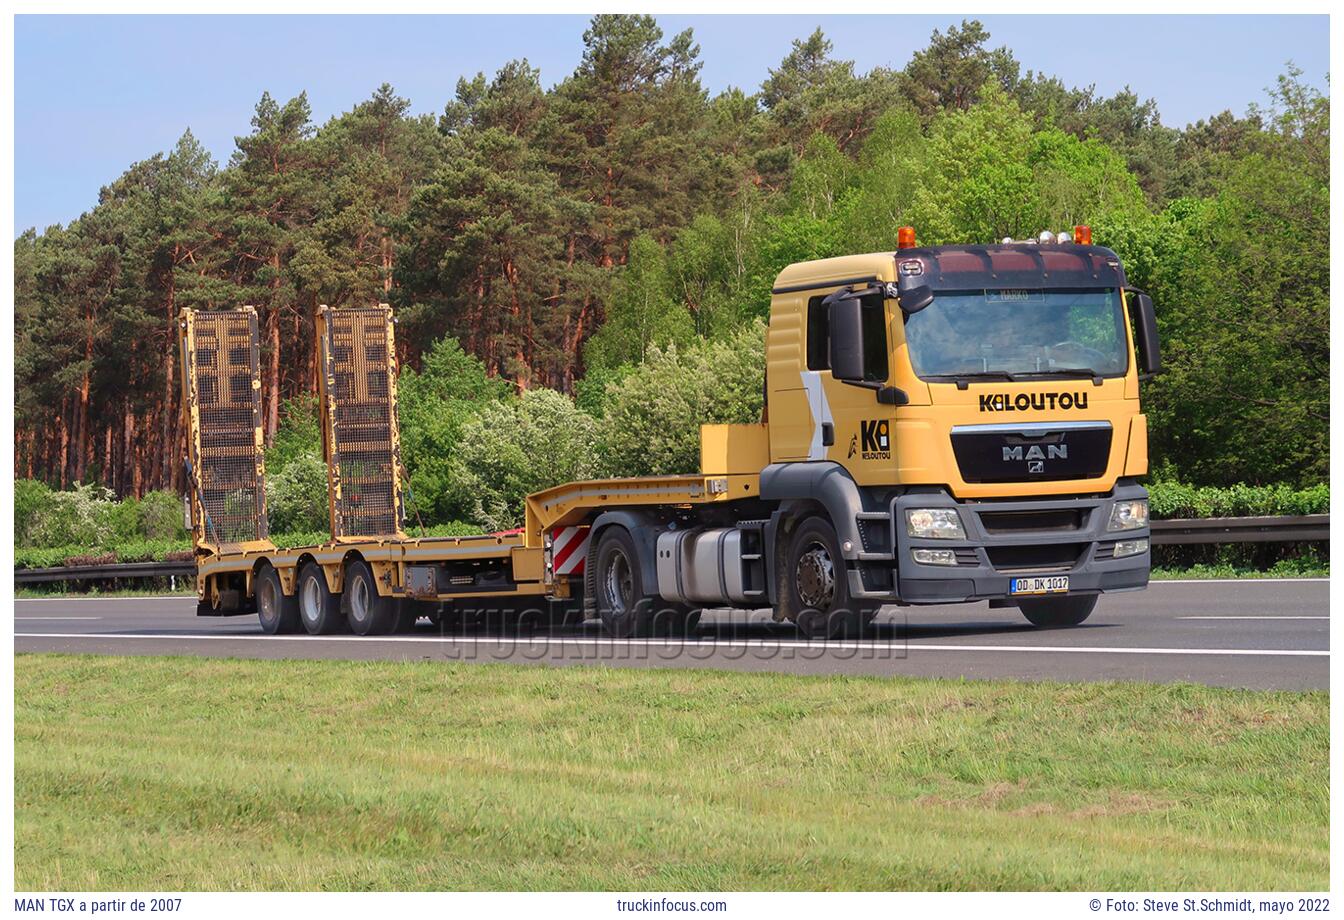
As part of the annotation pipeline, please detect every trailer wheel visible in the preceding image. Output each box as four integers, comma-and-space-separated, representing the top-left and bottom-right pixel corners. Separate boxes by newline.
593, 527, 658, 638
787, 517, 875, 639
255, 564, 300, 635
297, 562, 344, 635
1017, 594, 1097, 628
344, 560, 400, 636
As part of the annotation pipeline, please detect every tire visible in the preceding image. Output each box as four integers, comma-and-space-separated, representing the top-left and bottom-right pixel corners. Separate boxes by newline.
255, 564, 300, 635
297, 562, 344, 635
1017, 594, 1097, 628
786, 517, 875, 640
344, 559, 400, 636
593, 527, 659, 638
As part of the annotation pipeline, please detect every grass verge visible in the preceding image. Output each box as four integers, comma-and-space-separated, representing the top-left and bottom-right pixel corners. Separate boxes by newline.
15, 654, 1327, 891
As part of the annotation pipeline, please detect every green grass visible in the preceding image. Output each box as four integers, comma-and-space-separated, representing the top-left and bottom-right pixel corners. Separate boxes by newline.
15, 654, 1327, 891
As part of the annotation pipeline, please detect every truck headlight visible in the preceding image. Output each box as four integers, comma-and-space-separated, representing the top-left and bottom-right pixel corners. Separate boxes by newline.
1113, 538, 1149, 558
1107, 499, 1149, 531
905, 508, 965, 540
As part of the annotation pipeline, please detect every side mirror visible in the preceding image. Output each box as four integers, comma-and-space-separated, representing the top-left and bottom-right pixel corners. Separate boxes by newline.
898, 284, 934, 314
1126, 288, 1163, 377
828, 295, 865, 382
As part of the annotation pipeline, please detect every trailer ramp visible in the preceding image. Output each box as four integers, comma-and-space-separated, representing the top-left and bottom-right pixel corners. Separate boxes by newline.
178, 307, 270, 551
316, 304, 405, 539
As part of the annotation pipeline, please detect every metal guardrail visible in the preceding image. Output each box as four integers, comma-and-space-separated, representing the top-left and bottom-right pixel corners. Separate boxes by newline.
1150, 514, 1329, 545
14, 560, 195, 584
13, 515, 1330, 584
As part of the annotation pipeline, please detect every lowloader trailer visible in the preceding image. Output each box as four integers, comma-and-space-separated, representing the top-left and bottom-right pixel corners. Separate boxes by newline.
184, 225, 1160, 639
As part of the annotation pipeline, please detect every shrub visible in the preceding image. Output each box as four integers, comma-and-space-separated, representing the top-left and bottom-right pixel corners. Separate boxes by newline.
137, 490, 187, 541
598, 320, 765, 477
398, 336, 511, 525
1148, 480, 1329, 519
265, 452, 330, 534
14, 478, 51, 544
455, 388, 601, 531
25, 482, 118, 548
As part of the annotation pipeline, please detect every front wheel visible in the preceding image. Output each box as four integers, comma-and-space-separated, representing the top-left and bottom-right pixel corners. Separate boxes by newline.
786, 517, 875, 639
1017, 594, 1097, 628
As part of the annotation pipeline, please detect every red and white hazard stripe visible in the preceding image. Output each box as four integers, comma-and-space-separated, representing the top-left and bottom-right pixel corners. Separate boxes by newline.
549, 525, 590, 576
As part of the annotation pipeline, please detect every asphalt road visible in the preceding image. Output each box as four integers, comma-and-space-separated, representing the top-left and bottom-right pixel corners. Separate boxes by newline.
13, 579, 1329, 690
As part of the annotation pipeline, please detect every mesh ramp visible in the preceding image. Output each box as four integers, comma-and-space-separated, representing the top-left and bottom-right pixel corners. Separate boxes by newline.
317, 304, 405, 538
179, 307, 269, 550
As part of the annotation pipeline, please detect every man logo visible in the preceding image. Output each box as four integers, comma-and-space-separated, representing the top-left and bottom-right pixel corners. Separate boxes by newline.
1004, 442, 1066, 474
859, 419, 891, 460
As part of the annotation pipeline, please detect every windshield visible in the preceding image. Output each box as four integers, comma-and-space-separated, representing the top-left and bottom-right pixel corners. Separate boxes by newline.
902, 288, 1128, 379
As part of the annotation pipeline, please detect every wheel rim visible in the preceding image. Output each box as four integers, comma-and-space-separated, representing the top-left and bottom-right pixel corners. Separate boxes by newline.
603, 548, 633, 614
258, 578, 277, 620
301, 576, 321, 624
350, 575, 370, 624
796, 541, 835, 611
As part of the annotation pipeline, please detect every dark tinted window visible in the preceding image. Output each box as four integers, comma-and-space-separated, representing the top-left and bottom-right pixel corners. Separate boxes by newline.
806, 295, 829, 370
860, 296, 889, 381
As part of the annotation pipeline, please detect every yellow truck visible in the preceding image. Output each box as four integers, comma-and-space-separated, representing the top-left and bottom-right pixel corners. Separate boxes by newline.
183, 225, 1160, 639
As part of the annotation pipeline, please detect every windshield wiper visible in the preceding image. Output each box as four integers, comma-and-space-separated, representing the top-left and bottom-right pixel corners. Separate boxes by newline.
924, 370, 1017, 390
1016, 367, 1105, 385
925, 371, 1017, 382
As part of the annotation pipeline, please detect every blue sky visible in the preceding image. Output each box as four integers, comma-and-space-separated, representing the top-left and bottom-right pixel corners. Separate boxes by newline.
14, 14, 1329, 234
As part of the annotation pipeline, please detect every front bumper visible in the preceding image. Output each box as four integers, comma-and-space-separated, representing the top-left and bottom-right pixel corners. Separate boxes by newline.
850, 481, 1151, 605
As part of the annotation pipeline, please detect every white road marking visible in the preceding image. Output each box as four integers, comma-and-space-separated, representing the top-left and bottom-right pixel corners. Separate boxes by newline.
1152, 578, 1329, 584
14, 617, 102, 621
1179, 616, 1328, 620
12, 632, 1328, 657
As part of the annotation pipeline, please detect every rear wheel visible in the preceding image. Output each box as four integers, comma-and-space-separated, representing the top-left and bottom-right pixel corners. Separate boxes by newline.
344, 560, 400, 636
594, 527, 659, 638
787, 517, 875, 640
255, 564, 300, 635
297, 562, 344, 635
1017, 594, 1097, 628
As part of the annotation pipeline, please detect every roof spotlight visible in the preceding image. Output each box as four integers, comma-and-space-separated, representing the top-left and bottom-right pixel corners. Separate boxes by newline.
1057, 230, 1072, 244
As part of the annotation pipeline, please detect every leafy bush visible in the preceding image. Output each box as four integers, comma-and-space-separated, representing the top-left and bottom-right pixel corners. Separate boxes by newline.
137, 490, 188, 541
14, 478, 51, 544
455, 388, 601, 531
599, 320, 766, 477
25, 482, 118, 548
398, 336, 511, 525
1148, 480, 1329, 519
265, 451, 330, 534
266, 395, 322, 473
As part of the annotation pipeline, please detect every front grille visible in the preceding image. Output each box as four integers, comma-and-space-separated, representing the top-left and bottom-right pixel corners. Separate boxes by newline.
978, 509, 1086, 535
986, 542, 1086, 573
951, 423, 1112, 483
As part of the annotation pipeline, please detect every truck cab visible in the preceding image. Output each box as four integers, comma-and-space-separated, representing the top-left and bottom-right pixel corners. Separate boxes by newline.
760, 227, 1160, 629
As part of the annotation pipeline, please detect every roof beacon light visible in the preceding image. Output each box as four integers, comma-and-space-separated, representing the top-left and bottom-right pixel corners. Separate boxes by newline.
1038, 230, 1054, 244
1056, 230, 1072, 244
897, 226, 917, 249
1073, 225, 1092, 245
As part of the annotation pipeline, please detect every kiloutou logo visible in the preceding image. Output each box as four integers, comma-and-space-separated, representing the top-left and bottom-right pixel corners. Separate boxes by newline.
979, 391, 1089, 412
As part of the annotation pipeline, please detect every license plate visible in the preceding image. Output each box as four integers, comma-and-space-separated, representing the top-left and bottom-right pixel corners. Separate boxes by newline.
1010, 575, 1069, 595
